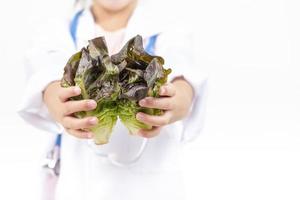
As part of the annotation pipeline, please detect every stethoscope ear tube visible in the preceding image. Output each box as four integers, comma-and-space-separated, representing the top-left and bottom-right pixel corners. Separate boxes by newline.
42, 134, 61, 176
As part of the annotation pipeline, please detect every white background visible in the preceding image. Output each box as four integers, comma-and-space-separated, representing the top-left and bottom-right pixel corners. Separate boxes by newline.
0, 0, 299, 199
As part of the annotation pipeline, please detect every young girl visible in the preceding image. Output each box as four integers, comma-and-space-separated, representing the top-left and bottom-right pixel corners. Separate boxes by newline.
19, 0, 207, 199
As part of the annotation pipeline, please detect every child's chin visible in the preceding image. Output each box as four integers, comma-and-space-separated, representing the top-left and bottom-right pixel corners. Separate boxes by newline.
94, 0, 135, 12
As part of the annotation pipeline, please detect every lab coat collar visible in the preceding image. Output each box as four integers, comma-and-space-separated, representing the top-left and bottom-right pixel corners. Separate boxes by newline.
76, 0, 180, 46
124, 0, 176, 40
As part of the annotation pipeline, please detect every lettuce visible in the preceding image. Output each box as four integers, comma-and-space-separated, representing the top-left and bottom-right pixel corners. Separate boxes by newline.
61, 35, 171, 144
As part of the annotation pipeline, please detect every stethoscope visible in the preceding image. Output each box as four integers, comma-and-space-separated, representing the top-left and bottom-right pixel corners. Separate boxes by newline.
43, 9, 159, 174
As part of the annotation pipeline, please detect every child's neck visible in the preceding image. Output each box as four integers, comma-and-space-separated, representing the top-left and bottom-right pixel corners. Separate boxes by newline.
91, 1, 137, 32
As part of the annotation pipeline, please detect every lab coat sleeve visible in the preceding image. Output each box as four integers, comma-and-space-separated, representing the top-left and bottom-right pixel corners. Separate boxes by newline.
18, 20, 74, 134
155, 28, 208, 143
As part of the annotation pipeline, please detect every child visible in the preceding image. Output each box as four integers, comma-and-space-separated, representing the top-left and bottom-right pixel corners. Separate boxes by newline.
19, 0, 207, 199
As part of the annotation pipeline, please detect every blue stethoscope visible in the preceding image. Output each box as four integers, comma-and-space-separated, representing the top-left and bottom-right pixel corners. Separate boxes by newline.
43, 9, 158, 175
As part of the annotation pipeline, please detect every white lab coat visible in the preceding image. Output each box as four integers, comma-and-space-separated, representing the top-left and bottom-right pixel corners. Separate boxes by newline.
18, 1, 208, 200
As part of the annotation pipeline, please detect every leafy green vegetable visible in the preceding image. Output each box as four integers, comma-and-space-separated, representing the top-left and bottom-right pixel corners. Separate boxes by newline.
61, 35, 171, 144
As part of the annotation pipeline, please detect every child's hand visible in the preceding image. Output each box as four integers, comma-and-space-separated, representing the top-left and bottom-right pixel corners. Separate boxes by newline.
43, 81, 98, 139
136, 79, 194, 138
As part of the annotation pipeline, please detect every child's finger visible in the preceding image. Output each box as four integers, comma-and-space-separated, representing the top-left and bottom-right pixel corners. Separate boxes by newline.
139, 97, 173, 110
159, 84, 176, 97
58, 86, 81, 102
62, 116, 98, 130
64, 100, 97, 115
137, 126, 162, 138
66, 128, 94, 139
136, 111, 172, 126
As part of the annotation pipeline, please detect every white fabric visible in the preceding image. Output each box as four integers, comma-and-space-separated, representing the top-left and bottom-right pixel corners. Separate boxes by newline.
18, 2, 208, 200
